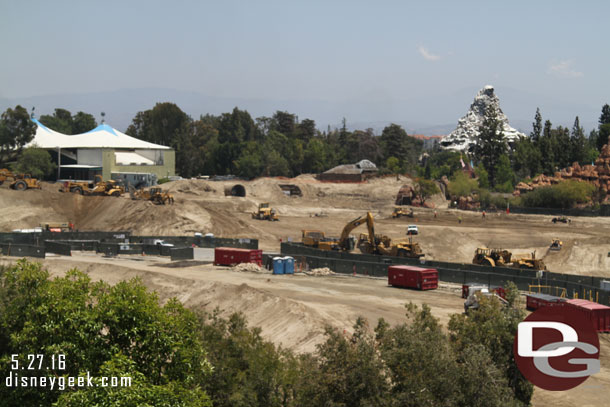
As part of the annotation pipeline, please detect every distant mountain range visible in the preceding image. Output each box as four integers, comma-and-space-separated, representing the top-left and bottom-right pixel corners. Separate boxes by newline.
0, 87, 600, 136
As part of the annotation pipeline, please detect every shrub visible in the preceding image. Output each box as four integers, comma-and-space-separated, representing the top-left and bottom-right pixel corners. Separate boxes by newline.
448, 172, 479, 197
520, 180, 594, 208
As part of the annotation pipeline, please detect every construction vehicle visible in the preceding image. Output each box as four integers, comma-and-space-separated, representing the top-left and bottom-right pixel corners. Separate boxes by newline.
549, 239, 562, 251
511, 252, 547, 270
464, 286, 509, 313
391, 207, 414, 218
472, 248, 512, 267
340, 212, 424, 258
40, 222, 74, 232
252, 203, 279, 221
301, 230, 339, 250
552, 216, 571, 224
472, 247, 547, 270
0, 169, 41, 190
129, 185, 174, 205
61, 175, 124, 197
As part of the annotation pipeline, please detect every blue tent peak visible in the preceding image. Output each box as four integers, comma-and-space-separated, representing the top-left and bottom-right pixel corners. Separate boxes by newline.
31, 118, 51, 132
85, 124, 118, 136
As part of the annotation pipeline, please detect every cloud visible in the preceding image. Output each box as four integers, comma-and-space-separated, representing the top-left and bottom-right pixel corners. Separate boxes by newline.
417, 45, 441, 61
548, 60, 583, 78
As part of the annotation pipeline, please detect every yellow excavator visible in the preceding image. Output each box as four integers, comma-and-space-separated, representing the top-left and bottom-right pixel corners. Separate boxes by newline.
252, 203, 279, 221
337, 212, 424, 258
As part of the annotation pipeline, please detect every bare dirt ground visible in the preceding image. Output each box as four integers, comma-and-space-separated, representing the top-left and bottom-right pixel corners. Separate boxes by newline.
1, 176, 610, 406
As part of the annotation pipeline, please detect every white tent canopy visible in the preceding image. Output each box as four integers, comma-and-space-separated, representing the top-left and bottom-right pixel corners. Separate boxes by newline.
28, 119, 171, 150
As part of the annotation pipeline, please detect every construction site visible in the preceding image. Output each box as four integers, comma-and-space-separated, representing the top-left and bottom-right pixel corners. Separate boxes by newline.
1, 174, 610, 407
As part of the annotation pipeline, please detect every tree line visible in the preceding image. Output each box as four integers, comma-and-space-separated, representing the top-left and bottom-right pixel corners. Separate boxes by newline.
1, 260, 532, 407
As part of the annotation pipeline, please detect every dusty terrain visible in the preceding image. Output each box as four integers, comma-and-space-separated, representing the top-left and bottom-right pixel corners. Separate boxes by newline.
1, 176, 610, 406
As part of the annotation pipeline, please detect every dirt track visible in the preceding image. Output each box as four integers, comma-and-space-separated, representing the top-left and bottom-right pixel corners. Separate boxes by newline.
2, 176, 610, 406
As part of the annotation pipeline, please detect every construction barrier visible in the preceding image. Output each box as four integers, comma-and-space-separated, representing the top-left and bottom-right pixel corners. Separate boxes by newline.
171, 247, 194, 261
44, 241, 72, 256
0, 243, 46, 258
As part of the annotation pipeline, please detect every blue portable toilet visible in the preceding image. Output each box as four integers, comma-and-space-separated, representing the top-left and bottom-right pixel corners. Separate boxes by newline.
283, 256, 294, 274
273, 257, 284, 275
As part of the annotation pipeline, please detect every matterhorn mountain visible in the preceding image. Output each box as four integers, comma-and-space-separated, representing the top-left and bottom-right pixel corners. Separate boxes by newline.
440, 85, 525, 152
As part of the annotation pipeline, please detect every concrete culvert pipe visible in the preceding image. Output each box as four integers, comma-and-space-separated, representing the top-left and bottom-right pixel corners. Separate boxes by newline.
224, 184, 246, 197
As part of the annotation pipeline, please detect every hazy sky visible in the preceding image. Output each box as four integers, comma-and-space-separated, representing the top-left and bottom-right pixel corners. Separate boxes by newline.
1, 0, 608, 129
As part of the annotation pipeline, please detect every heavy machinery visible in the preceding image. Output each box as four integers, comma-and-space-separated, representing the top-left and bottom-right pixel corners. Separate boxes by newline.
552, 216, 571, 224
0, 169, 41, 190
549, 238, 562, 251
40, 222, 74, 232
252, 203, 279, 221
472, 248, 512, 267
129, 185, 174, 205
301, 230, 339, 250
341, 212, 425, 258
472, 247, 547, 270
391, 207, 414, 218
61, 175, 124, 197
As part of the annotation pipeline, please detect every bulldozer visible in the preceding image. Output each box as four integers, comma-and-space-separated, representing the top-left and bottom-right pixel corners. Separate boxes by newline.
252, 203, 279, 221
129, 185, 174, 205
472, 248, 512, 267
472, 247, 547, 270
391, 207, 414, 218
301, 230, 339, 250
0, 169, 41, 190
61, 175, 124, 197
549, 238, 562, 251
339, 212, 424, 258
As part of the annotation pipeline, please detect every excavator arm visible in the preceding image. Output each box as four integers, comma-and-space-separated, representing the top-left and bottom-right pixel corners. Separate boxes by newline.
338, 213, 372, 250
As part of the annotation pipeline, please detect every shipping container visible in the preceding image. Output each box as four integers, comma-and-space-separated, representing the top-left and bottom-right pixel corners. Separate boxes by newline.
214, 247, 263, 266
565, 299, 610, 333
525, 293, 566, 311
388, 265, 438, 290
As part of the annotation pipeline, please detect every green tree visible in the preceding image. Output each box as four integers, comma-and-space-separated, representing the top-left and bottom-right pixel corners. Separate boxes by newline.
538, 120, 556, 174
473, 105, 507, 186
0, 260, 212, 406
475, 163, 490, 189
385, 156, 401, 174
511, 137, 541, 179
530, 107, 542, 145
39, 108, 73, 134
200, 311, 296, 407
71, 111, 97, 134
13, 146, 56, 179
415, 178, 439, 205
303, 138, 328, 174
234, 142, 264, 179
271, 111, 296, 137
448, 171, 479, 197
494, 154, 515, 192
448, 290, 532, 405
0, 105, 36, 165
296, 118, 317, 143
598, 123, 610, 151
380, 124, 422, 170
298, 318, 389, 407
570, 116, 587, 164
264, 150, 290, 176
600, 104, 610, 126
552, 126, 571, 169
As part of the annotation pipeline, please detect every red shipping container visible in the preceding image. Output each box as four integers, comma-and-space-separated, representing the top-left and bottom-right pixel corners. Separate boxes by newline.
388, 265, 438, 290
525, 293, 566, 311
214, 247, 262, 267
565, 299, 610, 333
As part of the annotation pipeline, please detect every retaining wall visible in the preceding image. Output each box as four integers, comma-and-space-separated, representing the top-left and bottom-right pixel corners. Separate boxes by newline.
0, 243, 45, 258
44, 241, 72, 256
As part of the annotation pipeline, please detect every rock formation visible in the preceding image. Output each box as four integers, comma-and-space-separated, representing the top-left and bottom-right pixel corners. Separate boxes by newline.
440, 85, 525, 152
514, 144, 610, 202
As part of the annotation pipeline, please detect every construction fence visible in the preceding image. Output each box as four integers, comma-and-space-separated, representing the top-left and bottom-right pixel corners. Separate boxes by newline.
281, 243, 610, 305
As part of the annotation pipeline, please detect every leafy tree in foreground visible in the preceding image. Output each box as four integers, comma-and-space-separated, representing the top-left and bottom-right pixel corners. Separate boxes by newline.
0, 105, 36, 165
12, 146, 56, 179
415, 178, 439, 205
0, 260, 212, 407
